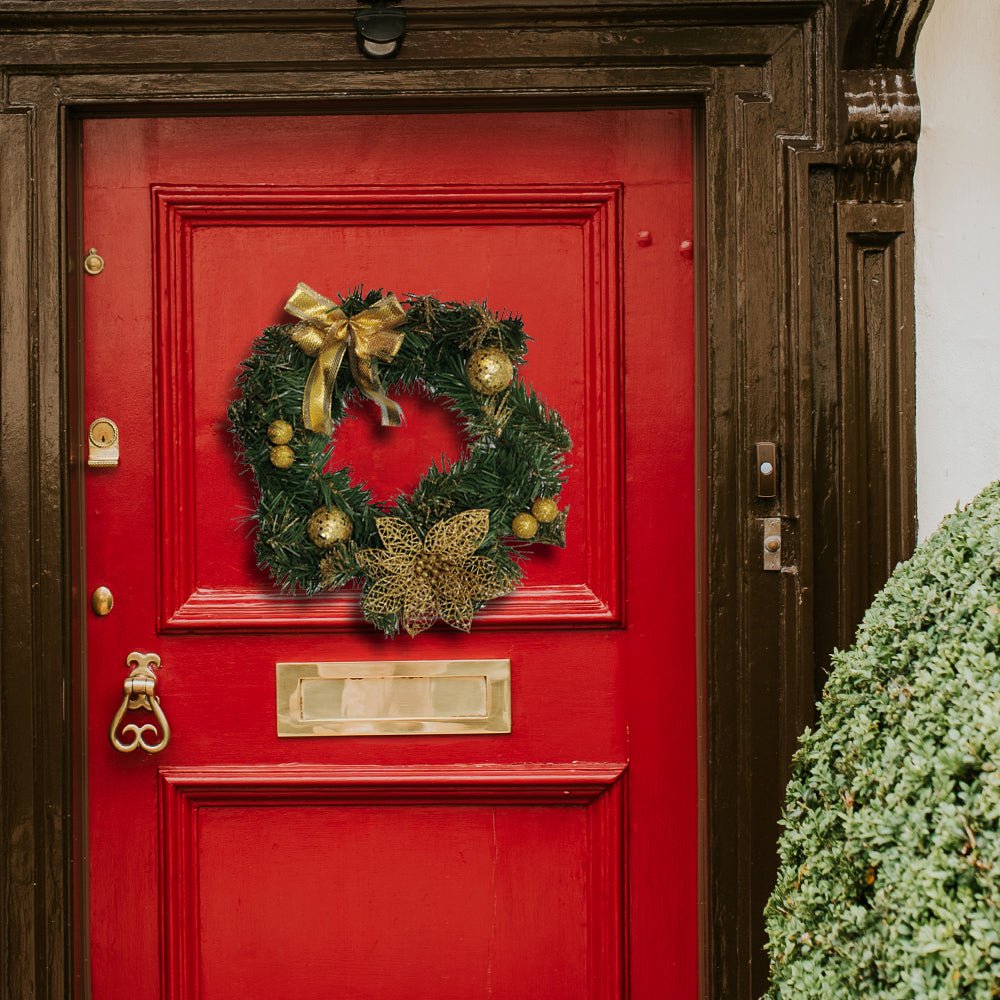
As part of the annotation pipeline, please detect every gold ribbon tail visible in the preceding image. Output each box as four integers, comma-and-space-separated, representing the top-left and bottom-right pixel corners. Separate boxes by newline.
349, 351, 405, 428
303, 339, 348, 435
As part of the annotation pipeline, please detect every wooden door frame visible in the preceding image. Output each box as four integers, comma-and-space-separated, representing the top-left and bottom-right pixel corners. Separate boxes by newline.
0, 3, 934, 997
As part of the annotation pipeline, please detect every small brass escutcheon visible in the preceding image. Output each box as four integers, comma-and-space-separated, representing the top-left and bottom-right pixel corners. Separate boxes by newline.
91, 586, 114, 616
88, 417, 120, 468
83, 247, 104, 275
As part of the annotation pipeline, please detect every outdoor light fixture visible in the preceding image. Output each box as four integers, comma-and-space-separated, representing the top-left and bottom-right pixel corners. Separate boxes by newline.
355, 1, 406, 59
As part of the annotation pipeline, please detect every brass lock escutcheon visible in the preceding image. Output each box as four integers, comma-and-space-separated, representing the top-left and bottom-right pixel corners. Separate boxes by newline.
88, 417, 120, 468
110, 652, 171, 754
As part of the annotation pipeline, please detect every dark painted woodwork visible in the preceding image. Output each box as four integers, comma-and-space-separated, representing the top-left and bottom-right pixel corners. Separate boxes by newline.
0, 2, 934, 998
840, 69, 922, 202
841, 0, 936, 68
836, 202, 917, 637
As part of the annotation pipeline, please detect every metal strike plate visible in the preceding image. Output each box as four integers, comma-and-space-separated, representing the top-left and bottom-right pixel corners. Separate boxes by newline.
763, 517, 782, 571
88, 417, 120, 468
756, 441, 777, 498
276, 659, 511, 737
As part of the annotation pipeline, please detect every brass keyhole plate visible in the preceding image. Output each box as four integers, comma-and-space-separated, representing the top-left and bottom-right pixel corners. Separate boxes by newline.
89, 418, 118, 449
88, 417, 120, 468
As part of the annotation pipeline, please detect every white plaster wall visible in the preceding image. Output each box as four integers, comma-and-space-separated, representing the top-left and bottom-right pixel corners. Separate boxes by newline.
914, 0, 1000, 538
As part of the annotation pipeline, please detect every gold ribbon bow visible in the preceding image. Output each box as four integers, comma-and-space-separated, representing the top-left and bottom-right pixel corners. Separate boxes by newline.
284, 282, 407, 434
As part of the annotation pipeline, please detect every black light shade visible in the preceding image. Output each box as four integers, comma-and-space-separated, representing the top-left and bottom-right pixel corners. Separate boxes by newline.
355, 5, 406, 59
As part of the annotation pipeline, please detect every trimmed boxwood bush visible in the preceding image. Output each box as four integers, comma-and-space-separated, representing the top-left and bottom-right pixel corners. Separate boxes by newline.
765, 480, 1000, 998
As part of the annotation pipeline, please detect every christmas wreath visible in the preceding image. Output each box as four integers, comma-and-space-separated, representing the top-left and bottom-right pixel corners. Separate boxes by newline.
228, 283, 571, 637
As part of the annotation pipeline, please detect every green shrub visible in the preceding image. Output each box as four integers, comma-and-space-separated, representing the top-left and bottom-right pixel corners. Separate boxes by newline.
765, 480, 1000, 998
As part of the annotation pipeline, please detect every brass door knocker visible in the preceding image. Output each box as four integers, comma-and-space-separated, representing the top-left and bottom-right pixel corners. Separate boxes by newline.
109, 652, 171, 754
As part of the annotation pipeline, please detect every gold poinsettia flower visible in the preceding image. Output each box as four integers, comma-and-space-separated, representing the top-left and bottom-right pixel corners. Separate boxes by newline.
355, 509, 511, 636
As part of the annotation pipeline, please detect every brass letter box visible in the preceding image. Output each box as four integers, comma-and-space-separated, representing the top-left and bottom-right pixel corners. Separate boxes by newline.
276, 659, 511, 737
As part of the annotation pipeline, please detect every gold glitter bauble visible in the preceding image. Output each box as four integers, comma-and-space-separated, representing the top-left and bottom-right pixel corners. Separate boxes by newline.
511, 512, 539, 539
307, 507, 353, 548
467, 347, 514, 396
531, 497, 559, 523
267, 419, 293, 445
269, 445, 295, 469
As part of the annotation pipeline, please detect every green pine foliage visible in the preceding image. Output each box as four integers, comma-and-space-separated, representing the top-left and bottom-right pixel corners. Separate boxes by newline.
765, 480, 1000, 998
227, 289, 571, 628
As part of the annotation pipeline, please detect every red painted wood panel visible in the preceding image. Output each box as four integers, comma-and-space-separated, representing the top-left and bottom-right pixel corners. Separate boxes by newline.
152, 184, 622, 628
160, 766, 624, 1000
83, 111, 696, 999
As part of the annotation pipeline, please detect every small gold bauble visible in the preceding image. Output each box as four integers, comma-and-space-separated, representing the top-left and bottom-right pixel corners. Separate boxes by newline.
307, 507, 353, 548
511, 512, 539, 539
267, 419, 293, 445
531, 497, 559, 523
269, 445, 295, 469
467, 347, 514, 396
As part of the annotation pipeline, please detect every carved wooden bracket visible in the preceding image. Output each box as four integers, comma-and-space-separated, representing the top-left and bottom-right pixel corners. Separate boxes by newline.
840, 68, 921, 202
841, 0, 936, 68
838, 0, 935, 203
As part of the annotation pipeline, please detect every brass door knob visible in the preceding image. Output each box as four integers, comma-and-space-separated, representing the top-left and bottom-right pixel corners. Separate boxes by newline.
91, 586, 114, 616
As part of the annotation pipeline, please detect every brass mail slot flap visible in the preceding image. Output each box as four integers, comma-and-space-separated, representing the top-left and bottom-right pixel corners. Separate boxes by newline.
276, 659, 511, 737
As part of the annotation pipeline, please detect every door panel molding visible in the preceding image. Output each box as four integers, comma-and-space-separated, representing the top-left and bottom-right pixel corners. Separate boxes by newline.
159, 764, 626, 1000
0, 3, 934, 997
152, 183, 623, 630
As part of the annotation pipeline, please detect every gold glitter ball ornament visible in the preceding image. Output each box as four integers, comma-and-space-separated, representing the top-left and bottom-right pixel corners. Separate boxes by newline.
511, 512, 539, 539
269, 445, 295, 469
531, 497, 559, 523
467, 347, 514, 396
267, 419, 294, 445
307, 507, 354, 548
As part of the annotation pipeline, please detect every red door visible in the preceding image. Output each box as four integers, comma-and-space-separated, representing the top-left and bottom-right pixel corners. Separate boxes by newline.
83, 111, 695, 999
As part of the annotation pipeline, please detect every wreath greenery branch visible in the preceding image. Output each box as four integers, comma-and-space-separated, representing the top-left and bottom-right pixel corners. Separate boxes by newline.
228, 287, 571, 636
